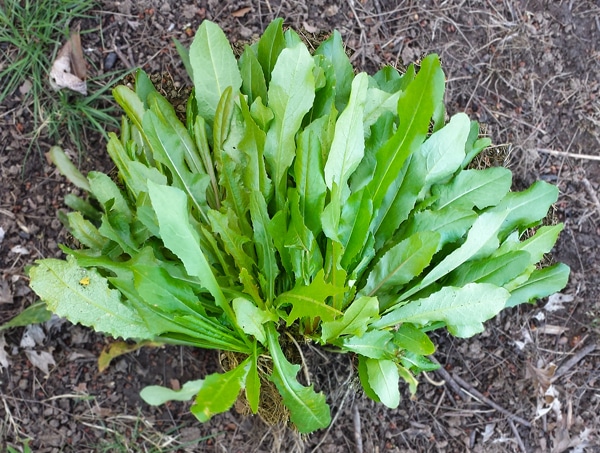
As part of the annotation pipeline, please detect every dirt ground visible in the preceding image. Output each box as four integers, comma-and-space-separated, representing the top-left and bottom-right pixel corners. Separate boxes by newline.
1, 0, 599, 452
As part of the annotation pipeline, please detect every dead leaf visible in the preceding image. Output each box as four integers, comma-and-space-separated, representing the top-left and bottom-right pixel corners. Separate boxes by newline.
303, 21, 319, 33
231, 6, 251, 17
536, 324, 568, 335
49, 24, 87, 95
24, 349, 56, 375
0, 334, 10, 370
526, 361, 557, 392
98, 340, 161, 372
10, 245, 30, 255
544, 293, 574, 312
20, 324, 46, 348
0, 280, 12, 304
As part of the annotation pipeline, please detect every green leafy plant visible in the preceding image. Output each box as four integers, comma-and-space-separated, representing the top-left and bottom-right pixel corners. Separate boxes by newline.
29, 19, 569, 433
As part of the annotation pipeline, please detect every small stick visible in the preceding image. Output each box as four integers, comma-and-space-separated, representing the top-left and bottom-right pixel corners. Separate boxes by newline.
508, 418, 527, 453
536, 148, 600, 162
451, 373, 532, 428
353, 404, 363, 453
580, 178, 600, 217
429, 356, 466, 400
552, 343, 596, 382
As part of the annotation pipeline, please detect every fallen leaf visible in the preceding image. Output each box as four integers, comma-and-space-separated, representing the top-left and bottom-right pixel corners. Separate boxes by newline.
0, 280, 12, 304
10, 245, 30, 255
49, 24, 87, 95
303, 21, 319, 33
544, 293, 574, 312
231, 6, 251, 17
24, 349, 56, 375
0, 334, 10, 370
536, 324, 568, 335
98, 340, 161, 372
20, 324, 46, 348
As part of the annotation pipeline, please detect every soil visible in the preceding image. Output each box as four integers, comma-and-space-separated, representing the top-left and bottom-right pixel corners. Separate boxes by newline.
1, 1, 599, 452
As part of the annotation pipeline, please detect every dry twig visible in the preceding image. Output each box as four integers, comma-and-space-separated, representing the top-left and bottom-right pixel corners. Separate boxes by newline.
552, 343, 597, 383
450, 373, 532, 428
536, 148, 600, 162
353, 404, 363, 453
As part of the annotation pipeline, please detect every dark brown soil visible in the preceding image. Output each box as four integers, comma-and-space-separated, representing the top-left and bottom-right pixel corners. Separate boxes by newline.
1, 1, 599, 452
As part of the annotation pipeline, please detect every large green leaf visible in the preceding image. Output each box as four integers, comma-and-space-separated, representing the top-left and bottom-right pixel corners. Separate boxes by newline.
393, 323, 435, 355
366, 358, 400, 408
256, 18, 286, 84
264, 43, 315, 209
433, 167, 513, 210
29, 257, 153, 340
376, 283, 509, 338
192, 359, 250, 422
497, 224, 564, 263
506, 263, 570, 308
362, 231, 441, 297
324, 72, 369, 198
447, 250, 531, 287
266, 324, 331, 433
0, 302, 52, 333
189, 20, 242, 123
402, 207, 477, 248
233, 297, 276, 344
239, 45, 267, 105
367, 55, 445, 221
147, 181, 234, 322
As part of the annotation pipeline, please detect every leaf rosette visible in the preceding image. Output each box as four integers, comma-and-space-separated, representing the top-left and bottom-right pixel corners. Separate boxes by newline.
30, 19, 569, 433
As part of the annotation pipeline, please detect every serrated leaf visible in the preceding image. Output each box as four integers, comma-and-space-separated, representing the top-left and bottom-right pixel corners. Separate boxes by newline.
341, 330, 394, 359
376, 283, 509, 338
266, 324, 331, 433
264, 43, 315, 209
191, 359, 250, 422
434, 167, 513, 210
393, 323, 435, 355
275, 269, 344, 325
141, 379, 204, 406
366, 358, 400, 408
29, 257, 153, 340
506, 263, 570, 308
189, 20, 242, 123
321, 296, 379, 342
362, 231, 441, 297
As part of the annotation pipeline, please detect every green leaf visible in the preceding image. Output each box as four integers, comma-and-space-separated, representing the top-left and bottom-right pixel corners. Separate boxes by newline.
172, 37, 193, 79
266, 324, 331, 433
88, 171, 133, 221
144, 109, 210, 223
506, 263, 570, 308
324, 72, 369, 197
314, 30, 353, 113
147, 181, 233, 321
402, 207, 477, 248
29, 257, 154, 340
275, 269, 344, 325
264, 43, 315, 209
366, 358, 400, 408
246, 346, 261, 413
401, 210, 510, 300
433, 167, 513, 210
341, 330, 394, 359
362, 231, 441, 297
47, 146, 91, 192
189, 20, 242, 123
397, 365, 419, 394
376, 283, 510, 338
207, 209, 256, 275
367, 55, 445, 222
321, 296, 379, 342
499, 224, 564, 263
256, 18, 286, 84
141, 378, 204, 405
192, 358, 250, 422
65, 212, 107, 250
233, 298, 276, 344
492, 181, 559, 238
339, 187, 374, 269
447, 250, 531, 287
0, 302, 52, 333
357, 355, 380, 402
294, 116, 329, 234
393, 323, 435, 355
239, 45, 267, 105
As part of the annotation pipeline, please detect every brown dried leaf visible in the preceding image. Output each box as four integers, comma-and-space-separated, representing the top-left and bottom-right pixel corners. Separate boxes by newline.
49, 24, 87, 95
231, 6, 251, 17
